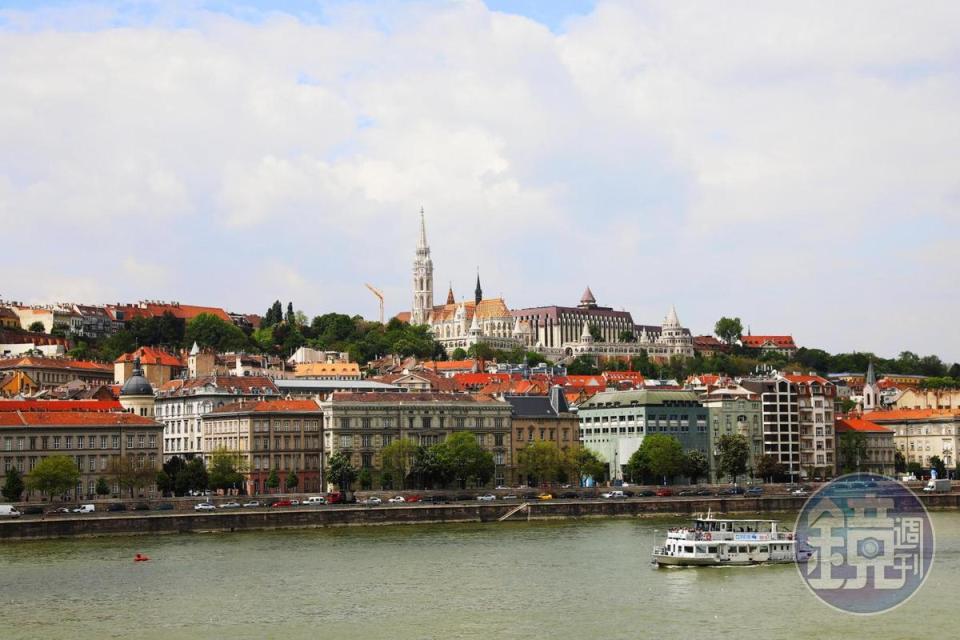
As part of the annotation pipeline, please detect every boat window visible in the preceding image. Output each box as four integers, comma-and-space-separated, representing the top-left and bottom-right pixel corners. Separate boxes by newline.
759, 545, 769, 553
696, 545, 707, 554
708, 546, 718, 553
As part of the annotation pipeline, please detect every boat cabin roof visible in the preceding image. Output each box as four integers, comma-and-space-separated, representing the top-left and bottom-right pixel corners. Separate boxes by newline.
693, 518, 778, 524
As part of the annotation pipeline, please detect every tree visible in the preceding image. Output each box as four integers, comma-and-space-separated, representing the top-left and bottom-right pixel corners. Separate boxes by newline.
107, 454, 155, 498
754, 454, 785, 482
95, 477, 110, 496
28, 321, 46, 333
184, 313, 249, 352
26, 455, 80, 500
566, 356, 599, 375
715, 434, 750, 484
155, 470, 174, 496
714, 317, 744, 345
265, 468, 280, 494
326, 451, 358, 495
2, 467, 25, 502
838, 432, 868, 473
411, 445, 454, 489
588, 324, 604, 342
683, 450, 711, 484
618, 330, 636, 343
894, 450, 907, 474
174, 458, 208, 496
451, 347, 468, 361
907, 461, 923, 477
564, 447, 606, 486
208, 448, 245, 492
517, 441, 563, 486
441, 433, 494, 488
635, 434, 685, 484
466, 342, 496, 361
380, 438, 418, 490
929, 455, 947, 479
285, 469, 299, 491
357, 468, 372, 490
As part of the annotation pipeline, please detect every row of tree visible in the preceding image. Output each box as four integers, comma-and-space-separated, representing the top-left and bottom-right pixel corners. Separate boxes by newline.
1, 454, 155, 502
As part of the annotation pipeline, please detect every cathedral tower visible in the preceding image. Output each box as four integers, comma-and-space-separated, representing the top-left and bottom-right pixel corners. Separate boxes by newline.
411, 208, 434, 325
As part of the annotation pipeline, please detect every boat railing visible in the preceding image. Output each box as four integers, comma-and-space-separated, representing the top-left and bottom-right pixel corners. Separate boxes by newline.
665, 528, 795, 542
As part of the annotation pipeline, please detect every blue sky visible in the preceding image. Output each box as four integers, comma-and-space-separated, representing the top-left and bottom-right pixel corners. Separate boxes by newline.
2, 1, 959, 361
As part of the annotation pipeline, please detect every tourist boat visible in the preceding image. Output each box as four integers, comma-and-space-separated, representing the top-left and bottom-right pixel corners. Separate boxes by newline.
651, 511, 810, 567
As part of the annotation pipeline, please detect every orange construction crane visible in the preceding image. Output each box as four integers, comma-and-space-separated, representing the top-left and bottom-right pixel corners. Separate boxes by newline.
365, 283, 384, 324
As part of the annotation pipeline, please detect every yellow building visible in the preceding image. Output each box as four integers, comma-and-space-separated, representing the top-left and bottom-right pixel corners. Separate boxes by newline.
294, 362, 361, 380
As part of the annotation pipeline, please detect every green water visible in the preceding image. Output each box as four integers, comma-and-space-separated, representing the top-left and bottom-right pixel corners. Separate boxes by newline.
1, 513, 957, 639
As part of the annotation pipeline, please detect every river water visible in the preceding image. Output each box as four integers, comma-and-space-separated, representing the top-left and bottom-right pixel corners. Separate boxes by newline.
1, 512, 957, 639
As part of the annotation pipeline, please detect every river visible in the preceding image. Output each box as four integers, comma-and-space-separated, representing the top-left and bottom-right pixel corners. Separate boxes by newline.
1, 512, 956, 639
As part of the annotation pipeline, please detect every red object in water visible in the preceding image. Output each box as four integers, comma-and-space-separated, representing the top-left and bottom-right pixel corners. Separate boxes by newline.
134, 553, 150, 562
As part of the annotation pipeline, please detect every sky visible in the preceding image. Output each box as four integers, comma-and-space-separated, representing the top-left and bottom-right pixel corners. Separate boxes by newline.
1, 1, 959, 362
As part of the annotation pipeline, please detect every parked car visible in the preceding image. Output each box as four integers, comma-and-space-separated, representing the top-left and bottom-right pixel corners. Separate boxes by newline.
133, 502, 150, 511
501, 494, 518, 500
476, 494, 496, 502
303, 496, 326, 505
428, 495, 448, 504
270, 500, 293, 508
637, 490, 656, 497
655, 487, 673, 497
790, 488, 810, 497
47, 506, 72, 514
0, 505, 22, 518
21, 506, 44, 515
362, 497, 382, 506
537, 493, 553, 501
194, 502, 216, 511
695, 489, 713, 496
242, 501, 261, 508
717, 486, 745, 496
72, 504, 96, 514
405, 495, 422, 503
601, 490, 626, 499
677, 489, 696, 496
388, 496, 406, 503
107, 503, 127, 512
745, 487, 764, 497
455, 494, 474, 501
559, 492, 578, 499
326, 492, 348, 504
290, 499, 301, 506
154, 503, 174, 511
218, 502, 242, 509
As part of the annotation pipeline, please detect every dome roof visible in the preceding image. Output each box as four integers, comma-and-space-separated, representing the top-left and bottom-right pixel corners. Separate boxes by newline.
120, 356, 154, 397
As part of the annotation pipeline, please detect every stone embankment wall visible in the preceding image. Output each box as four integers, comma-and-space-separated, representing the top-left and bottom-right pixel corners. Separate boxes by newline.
1, 493, 957, 541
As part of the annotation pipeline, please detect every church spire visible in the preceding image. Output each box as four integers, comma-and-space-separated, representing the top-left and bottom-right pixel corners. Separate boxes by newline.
446, 282, 455, 305
417, 206, 428, 253
474, 268, 483, 305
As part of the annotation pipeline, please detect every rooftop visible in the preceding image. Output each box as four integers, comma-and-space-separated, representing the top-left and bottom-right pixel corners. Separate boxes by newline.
0, 411, 160, 427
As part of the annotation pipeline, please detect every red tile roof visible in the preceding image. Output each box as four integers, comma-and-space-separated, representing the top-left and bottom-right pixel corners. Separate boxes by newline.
422, 360, 478, 371
565, 375, 607, 388
330, 392, 503, 404
453, 373, 511, 387
210, 399, 320, 414
114, 346, 185, 367
0, 411, 159, 427
742, 335, 797, 349
836, 417, 893, 433
860, 409, 960, 422
157, 375, 279, 396
111, 302, 231, 323
0, 356, 112, 373
784, 374, 831, 385
0, 400, 123, 412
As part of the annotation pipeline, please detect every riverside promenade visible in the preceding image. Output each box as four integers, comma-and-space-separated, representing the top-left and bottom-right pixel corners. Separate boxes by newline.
3, 492, 958, 541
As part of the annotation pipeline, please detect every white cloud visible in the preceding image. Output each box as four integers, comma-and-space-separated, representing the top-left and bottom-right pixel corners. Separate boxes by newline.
2, 0, 959, 360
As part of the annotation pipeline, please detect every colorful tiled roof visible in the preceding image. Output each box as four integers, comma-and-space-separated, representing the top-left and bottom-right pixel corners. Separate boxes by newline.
0, 356, 112, 373
784, 374, 831, 385
329, 392, 503, 404
0, 400, 123, 412
835, 417, 893, 433
114, 346, 184, 367
861, 409, 960, 422
210, 399, 320, 414
294, 362, 361, 377
742, 335, 797, 349
157, 375, 279, 396
0, 411, 159, 426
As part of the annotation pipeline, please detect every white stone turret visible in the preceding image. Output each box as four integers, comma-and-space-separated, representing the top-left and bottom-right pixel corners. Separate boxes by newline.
411, 208, 434, 326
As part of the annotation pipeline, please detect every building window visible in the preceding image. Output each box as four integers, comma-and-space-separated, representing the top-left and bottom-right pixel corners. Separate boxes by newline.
339, 417, 351, 429
422, 417, 432, 430
361, 453, 373, 468
53, 436, 61, 450
361, 434, 373, 448
361, 417, 372, 429
494, 433, 504, 447
339, 435, 352, 449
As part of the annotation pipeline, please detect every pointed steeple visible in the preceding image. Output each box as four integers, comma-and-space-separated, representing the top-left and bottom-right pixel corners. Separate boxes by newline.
581, 321, 593, 342
469, 310, 481, 334
417, 206, 428, 252
446, 283, 455, 305
190, 341, 200, 356
579, 286, 597, 309
474, 268, 483, 305
866, 360, 877, 386
664, 304, 680, 327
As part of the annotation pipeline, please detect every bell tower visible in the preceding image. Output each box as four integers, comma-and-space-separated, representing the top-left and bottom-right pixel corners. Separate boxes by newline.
411, 208, 434, 325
